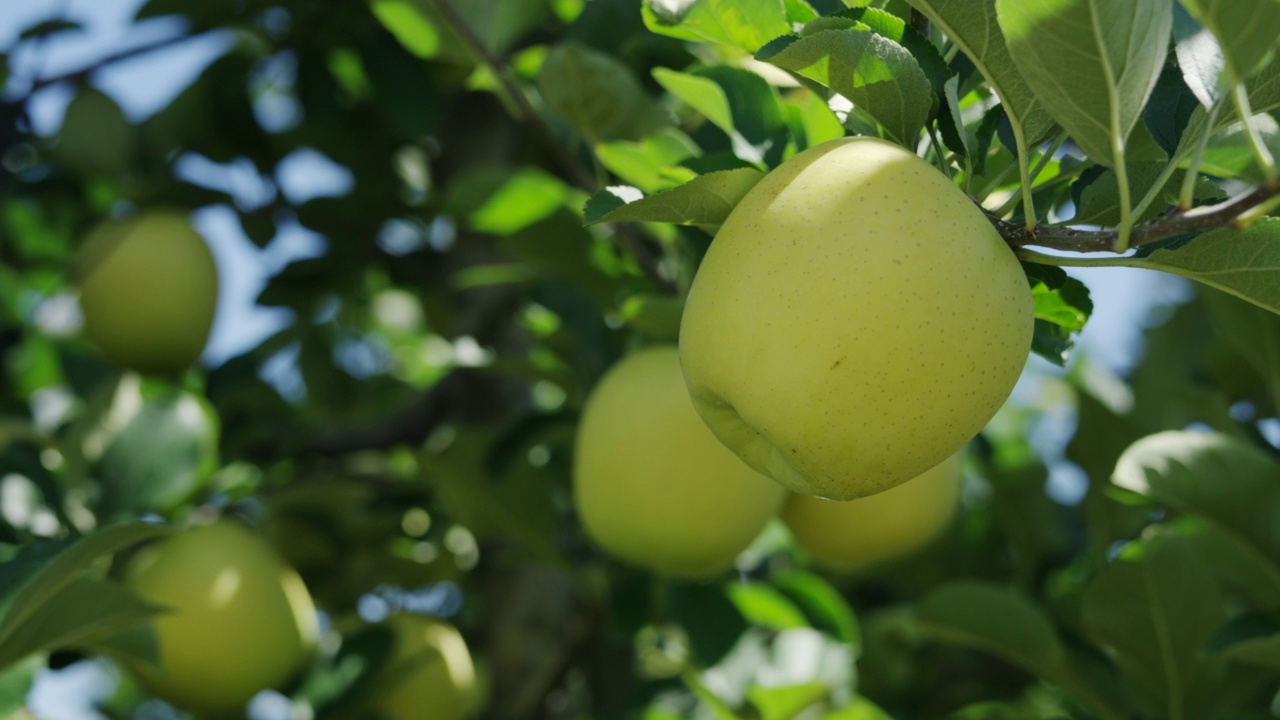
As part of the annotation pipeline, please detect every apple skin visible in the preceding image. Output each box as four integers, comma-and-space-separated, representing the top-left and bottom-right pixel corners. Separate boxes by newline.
782, 454, 960, 573
679, 137, 1032, 500
78, 210, 218, 375
573, 346, 786, 577
376, 614, 478, 720
123, 521, 319, 718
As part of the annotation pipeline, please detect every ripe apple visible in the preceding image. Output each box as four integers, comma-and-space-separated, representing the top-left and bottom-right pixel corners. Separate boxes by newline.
123, 521, 319, 717
679, 137, 1032, 500
376, 614, 478, 720
782, 454, 961, 572
78, 210, 218, 375
573, 346, 786, 577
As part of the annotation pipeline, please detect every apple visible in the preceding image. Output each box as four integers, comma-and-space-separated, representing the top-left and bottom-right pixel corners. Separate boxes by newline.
679, 137, 1032, 500
782, 454, 961, 572
573, 346, 786, 577
123, 521, 319, 717
78, 210, 218, 375
375, 614, 478, 720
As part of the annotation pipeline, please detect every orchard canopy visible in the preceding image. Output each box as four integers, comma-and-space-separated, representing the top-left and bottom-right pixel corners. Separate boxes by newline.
3, 0, 1280, 719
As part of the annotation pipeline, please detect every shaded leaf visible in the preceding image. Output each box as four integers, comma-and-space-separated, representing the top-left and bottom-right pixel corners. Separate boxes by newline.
904, 0, 1055, 144
756, 29, 932, 144
1113, 430, 1280, 564
997, 0, 1171, 166
1180, 0, 1280, 83
1080, 530, 1225, 717
539, 43, 668, 143
1219, 633, 1280, 672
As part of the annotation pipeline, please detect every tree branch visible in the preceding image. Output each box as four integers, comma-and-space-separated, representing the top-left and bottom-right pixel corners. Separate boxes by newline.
986, 180, 1280, 253
17, 32, 202, 97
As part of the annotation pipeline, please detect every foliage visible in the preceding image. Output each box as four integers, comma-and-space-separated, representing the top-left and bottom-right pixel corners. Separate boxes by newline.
2, 0, 1280, 718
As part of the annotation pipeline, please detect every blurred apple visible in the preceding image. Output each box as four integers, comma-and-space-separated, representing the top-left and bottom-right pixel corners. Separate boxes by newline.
124, 521, 318, 717
573, 346, 785, 577
78, 210, 218, 375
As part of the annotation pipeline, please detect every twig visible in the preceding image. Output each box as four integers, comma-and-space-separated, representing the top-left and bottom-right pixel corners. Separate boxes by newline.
986, 179, 1280, 252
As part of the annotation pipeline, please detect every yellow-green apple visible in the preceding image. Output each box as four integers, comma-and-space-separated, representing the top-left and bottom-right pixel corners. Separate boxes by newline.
783, 454, 961, 572
573, 346, 785, 577
78, 210, 218, 375
680, 137, 1032, 500
123, 521, 318, 717
376, 614, 478, 720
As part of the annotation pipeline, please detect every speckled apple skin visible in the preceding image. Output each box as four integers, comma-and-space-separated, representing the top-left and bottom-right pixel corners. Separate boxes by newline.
679, 137, 1032, 500
783, 454, 960, 572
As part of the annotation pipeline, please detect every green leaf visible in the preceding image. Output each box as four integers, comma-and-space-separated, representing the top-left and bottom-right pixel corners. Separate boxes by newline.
0, 576, 163, 671
641, 0, 792, 53
583, 168, 764, 226
0, 524, 172, 672
1022, 263, 1092, 364
539, 43, 668, 143
0, 654, 42, 718
773, 570, 860, 645
1145, 63, 1201, 156
1179, 0, 1280, 84
919, 581, 1123, 717
1219, 633, 1280, 672
996, 0, 1171, 166
1174, 54, 1280, 161
837, 7, 952, 103
96, 390, 219, 518
1201, 287, 1280, 411
1113, 430, 1280, 564
0, 523, 173, 644
1080, 529, 1226, 717
653, 66, 787, 164
595, 129, 700, 193
920, 581, 1067, 679
756, 29, 932, 144
904, 0, 1056, 144
468, 167, 573, 236
823, 696, 895, 720
619, 293, 685, 342
370, 0, 467, 63
727, 582, 809, 631
748, 682, 830, 720
1132, 219, 1280, 316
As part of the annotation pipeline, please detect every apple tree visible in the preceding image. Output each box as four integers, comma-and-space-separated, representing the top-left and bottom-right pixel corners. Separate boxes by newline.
2, 0, 1280, 718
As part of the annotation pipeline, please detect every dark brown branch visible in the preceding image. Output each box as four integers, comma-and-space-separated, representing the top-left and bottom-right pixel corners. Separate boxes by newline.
427, 0, 676, 294
987, 180, 1280, 253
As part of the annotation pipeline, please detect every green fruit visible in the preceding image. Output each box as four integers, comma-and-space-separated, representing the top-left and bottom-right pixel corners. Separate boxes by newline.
78, 210, 218, 375
782, 455, 961, 572
680, 137, 1032, 500
124, 521, 318, 717
376, 614, 478, 720
573, 346, 785, 577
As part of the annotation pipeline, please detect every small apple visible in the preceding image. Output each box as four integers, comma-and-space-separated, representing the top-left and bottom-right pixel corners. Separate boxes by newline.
123, 521, 319, 717
78, 210, 218, 375
782, 455, 961, 573
375, 614, 478, 720
680, 137, 1032, 500
573, 346, 785, 577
